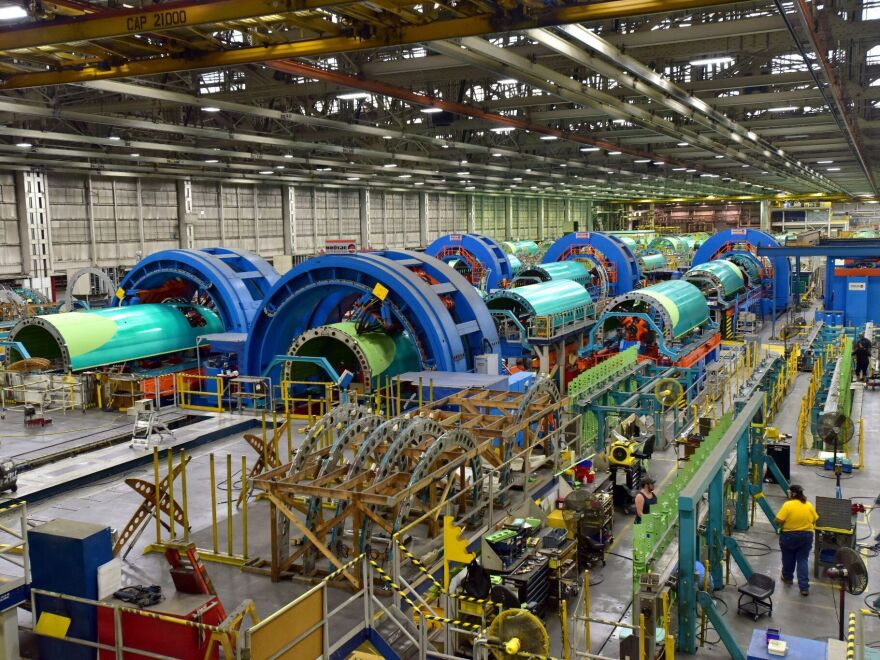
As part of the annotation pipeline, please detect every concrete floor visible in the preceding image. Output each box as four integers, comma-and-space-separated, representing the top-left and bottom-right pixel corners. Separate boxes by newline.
10, 324, 880, 658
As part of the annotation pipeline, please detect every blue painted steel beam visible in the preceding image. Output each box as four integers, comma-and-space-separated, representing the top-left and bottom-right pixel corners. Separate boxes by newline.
424, 233, 514, 290
541, 231, 641, 295
116, 247, 280, 333
757, 242, 880, 257
694, 229, 789, 313
245, 250, 499, 382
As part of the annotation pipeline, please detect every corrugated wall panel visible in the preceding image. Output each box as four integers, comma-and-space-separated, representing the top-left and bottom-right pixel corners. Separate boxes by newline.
48, 174, 91, 268
191, 182, 222, 247
0, 174, 21, 276
140, 179, 177, 253
257, 187, 283, 255
294, 186, 317, 255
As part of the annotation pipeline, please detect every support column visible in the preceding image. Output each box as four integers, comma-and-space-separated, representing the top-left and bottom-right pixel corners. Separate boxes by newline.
310, 188, 318, 251
537, 198, 546, 241
14, 171, 53, 297
176, 178, 193, 249
565, 198, 574, 232
759, 200, 771, 232
217, 183, 226, 245
110, 179, 120, 264
359, 189, 370, 250
253, 186, 261, 252
585, 199, 594, 231
135, 178, 145, 258
466, 194, 475, 233
505, 196, 513, 239
707, 471, 725, 590
282, 185, 296, 255
85, 175, 97, 265
381, 191, 388, 248
418, 191, 428, 247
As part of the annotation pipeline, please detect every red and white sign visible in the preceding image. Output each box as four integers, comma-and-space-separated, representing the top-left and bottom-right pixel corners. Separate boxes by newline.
576, 232, 590, 239
324, 239, 358, 254
449, 234, 463, 242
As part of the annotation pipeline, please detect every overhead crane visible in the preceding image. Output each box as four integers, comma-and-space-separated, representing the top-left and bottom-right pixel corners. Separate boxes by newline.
0, 0, 740, 90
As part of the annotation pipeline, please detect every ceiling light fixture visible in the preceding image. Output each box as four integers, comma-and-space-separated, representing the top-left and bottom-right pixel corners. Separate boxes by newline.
259, 170, 275, 174
202, 106, 221, 112
336, 92, 371, 100
497, 78, 518, 85
607, 151, 621, 155
0, 6, 27, 19
383, 163, 398, 168
540, 135, 558, 141
15, 142, 32, 148
420, 107, 444, 114
689, 56, 735, 66
580, 147, 600, 152
768, 106, 798, 112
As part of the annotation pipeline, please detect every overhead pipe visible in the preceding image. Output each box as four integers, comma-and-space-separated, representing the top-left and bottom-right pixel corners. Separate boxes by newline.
541, 25, 844, 194
268, 59, 696, 170
786, 0, 877, 194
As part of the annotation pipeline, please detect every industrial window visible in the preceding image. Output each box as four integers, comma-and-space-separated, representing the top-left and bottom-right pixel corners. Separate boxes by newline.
867, 45, 880, 66
198, 70, 245, 94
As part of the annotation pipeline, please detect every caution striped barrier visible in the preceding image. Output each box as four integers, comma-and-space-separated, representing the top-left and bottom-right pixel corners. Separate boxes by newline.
369, 560, 484, 632
393, 538, 497, 607
323, 553, 366, 584
846, 612, 856, 660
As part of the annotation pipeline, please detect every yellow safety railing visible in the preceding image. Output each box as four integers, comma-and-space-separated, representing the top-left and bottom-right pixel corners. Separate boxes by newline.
280, 379, 333, 420
137, 446, 251, 566
176, 371, 224, 412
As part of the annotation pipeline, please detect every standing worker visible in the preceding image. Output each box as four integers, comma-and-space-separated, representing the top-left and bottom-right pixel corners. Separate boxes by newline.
854, 332, 872, 382
634, 476, 657, 524
774, 484, 818, 596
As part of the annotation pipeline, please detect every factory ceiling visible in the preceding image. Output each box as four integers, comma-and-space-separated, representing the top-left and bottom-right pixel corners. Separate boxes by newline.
0, 0, 875, 201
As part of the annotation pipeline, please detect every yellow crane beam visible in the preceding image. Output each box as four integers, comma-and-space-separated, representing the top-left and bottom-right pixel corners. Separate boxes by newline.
0, 0, 314, 51
0, 0, 738, 89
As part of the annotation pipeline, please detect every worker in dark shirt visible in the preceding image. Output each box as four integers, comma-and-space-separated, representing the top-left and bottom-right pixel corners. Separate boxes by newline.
634, 476, 658, 524
854, 333, 872, 382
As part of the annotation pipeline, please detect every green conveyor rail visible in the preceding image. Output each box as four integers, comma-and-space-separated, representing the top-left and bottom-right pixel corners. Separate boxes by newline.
632, 411, 734, 589
838, 337, 853, 422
